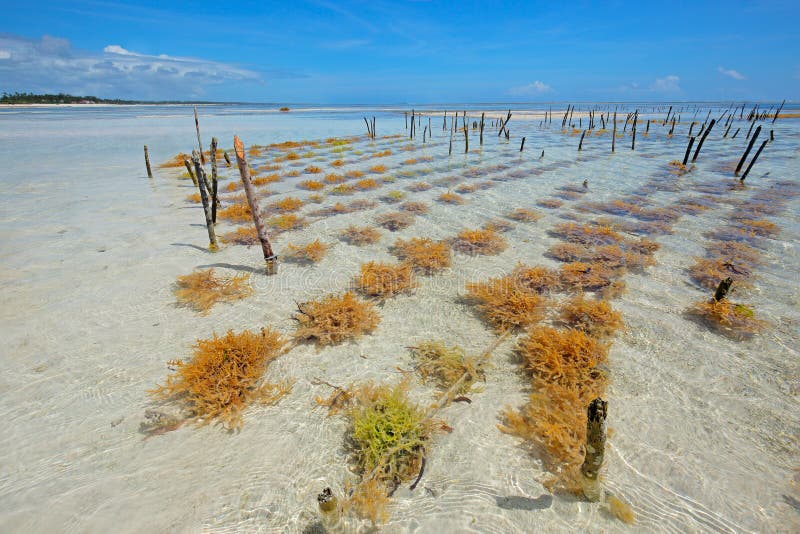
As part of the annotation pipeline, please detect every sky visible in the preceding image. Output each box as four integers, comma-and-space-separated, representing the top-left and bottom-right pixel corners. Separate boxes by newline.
0, 0, 798, 103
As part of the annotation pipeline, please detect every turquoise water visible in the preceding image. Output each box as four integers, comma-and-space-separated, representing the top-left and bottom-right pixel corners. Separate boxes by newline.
0, 104, 798, 532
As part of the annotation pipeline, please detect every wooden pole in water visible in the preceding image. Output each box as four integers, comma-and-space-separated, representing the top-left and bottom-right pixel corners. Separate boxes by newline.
611, 112, 617, 152
740, 139, 768, 181
736, 125, 761, 174
193, 150, 212, 196
192, 154, 218, 252
210, 137, 219, 224
772, 99, 785, 123
520, 137, 526, 152
194, 106, 205, 165
184, 157, 198, 186
233, 135, 277, 274
714, 277, 733, 301
580, 398, 607, 502
144, 145, 153, 178
682, 136, 695, 166
449, 118, 453, 156
692, 119, 715, 162
223, 152, 232, 167
631, 110, 638, 150
480, 112, 485, 146
578, 130, 586, 151
464, 119, 469, 153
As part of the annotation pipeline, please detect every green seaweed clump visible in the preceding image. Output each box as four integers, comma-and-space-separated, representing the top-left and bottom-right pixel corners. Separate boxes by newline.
410, 341, 484, 395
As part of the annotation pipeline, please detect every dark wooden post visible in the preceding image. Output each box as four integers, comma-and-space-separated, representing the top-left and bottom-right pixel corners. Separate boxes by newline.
194, 106, 205, 165
184, 157, 198, 186
736, 126, 761, 175
578, 130, 586, 151
192, 155, 218, 252
631, 110, 638, 150
210, 137, 219, 224
581, 398, 607, 501
714, 277, 733, 301
611, 112, 617, 152
772, 99, 785, 123
233, 135, 277, 274
480, 112, 485, 145
682, 136, 695, 166
223, 152, 232, 166
520, 137, 526, 152
144, 145, 153, 178
740, 139, 768, 181
692, 119, 715, 162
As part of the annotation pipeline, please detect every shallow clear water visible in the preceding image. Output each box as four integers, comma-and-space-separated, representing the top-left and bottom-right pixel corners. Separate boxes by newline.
0, 104, 798, 533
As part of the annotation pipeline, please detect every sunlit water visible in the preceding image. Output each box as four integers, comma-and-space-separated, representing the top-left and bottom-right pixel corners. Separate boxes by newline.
1, 104, 798, 533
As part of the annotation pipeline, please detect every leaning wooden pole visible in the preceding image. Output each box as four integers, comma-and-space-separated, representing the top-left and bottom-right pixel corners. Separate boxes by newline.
210, 137, 219, 224
740, 139, 768, 182
194, 106, 205, 165
611, 112, 617, 153
183, 157, 198, 186
192, 154, 218, 252
736, 125, 761, 175
143, 145, 153, 178
691, 119, 715, 162
580, 398, 608, 502
234, 135, 277, 274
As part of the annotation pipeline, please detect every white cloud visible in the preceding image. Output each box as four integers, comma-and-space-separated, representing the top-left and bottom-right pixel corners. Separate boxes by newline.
650, 75, 681, 93
717, 66, 746, 80
0, 33, 264, 99
508, 80, 553, 96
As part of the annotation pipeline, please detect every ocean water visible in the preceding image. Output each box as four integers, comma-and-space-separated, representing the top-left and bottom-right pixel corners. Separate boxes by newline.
0, 104, 798, 533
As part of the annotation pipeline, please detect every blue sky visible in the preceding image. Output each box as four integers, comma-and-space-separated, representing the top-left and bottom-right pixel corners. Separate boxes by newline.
0, 0, 797, 103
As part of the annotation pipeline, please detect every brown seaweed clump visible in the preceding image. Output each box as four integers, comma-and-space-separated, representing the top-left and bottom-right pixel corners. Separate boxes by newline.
376, 211, 415, 231
174, 269, 253, 314
688, 299, 765, 339
512, 265, 561, 294
392, 237, 452, 274
267, 213, 308, 232
506, 208, 543, 222
285, 239, 329, 264
356, 261, 416, 298
559, 261, 623, 293
437, 191, 466, 205
451, 228, 507, 255
483, 218, 514, 233
465, 275, 548, 332
220, 226, 259, 246
559, 295, 623, 337
298, 179, 325, 191
340, 225, 382, 246
551, 222, 624, 246
269, 196, 305, 213
293, 291, 380, 345
150, 328, 289, 429
217, 202, 252, 223
410, 341, 483, 394
537, 198, 563, 209
688, 258, 753, 290
399, 201, 429, 214
406, 182, 432, 192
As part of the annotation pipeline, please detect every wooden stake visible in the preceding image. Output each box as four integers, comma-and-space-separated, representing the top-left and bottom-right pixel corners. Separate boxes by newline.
233, 135, 277, 274
578, 130, 586, 151
144, 145, 153, 178
519, 137, 525, 152
580, 398, 608, 502
740, 139, 768, 181
682, 136, 695, 166
714, 277, 733, 301
731, 128, 740, 139
184, 158, 198, 186
464, 119, 468, 153
192, 155, 218, 252
736, 125, 761, 174
692, 119, 715, 162
194, 106, 205, 165
772, 99, 785, 123
210, 137, 219, 224
631, 110, 638, 150
480, 112, 485, 145
611, 112, 617, 152
223, 152, 232, 166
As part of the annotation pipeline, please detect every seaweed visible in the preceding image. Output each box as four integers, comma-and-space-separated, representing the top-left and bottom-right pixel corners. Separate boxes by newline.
369, 164, 387, 174
551, 222, 624, 246
356, 178, 379, 190
220, 226, 259, 246
285, 239, 330, 264
688, 257, 754, 290
547, 243, 587, 262
451, 228, 507, 255
185, 192, 201, 203
483, 218, 514, 233
324, 173, 345, 184
437, 191, 466, 205
340, 225, 382, 246
688, 298, 766, 338
269, 196, 305, 213
399, 201, 429, 214
506, 208, 543, 222
392, 237, 452, 273
607, 495, 636, 524
406, 182, 432, 192
350, 199, 377, 211
735, 218, 780, 237
381, 190, 406, 203
455, 183, 478, 194
305, 165, 322, 174
559, 295, 623, 337
330, 159, 345, 167
346, 170, 365, 179
331, 184, 356, 195
293, 291, 380, 345
512, 265, 562, 293
298, 179, 325, 191
376, 211, 415, 231
225, 181, 241, 192
705, 241, 763, 266
174, 269, 253, 314
410, 341, 483, 394
268, 213, 308, 232
537, 198, 564, 209
308, 193, 325, 204
252, 173, 281, 186
559, 261, 623, 292
218, 202, 252, 223
150, 328, 289, 429
355, 261, 416, 298
465, 274, 548, 332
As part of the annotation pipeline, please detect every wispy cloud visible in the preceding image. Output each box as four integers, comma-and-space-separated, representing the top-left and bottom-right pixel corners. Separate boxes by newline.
650, 75, 681, 93
0, 33, 263, 99
717, 66, 746, 80
508, 80, 553, 96
322, 39, 371, 50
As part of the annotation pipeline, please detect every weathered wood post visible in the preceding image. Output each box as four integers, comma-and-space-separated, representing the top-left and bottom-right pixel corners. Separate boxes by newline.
772, 99, 785, 123
714, 277, 733, 301
233, 135, 277, 274
581, 398, 607, 502
578, 130, 587, 151
631, 110, 638, 150
464, 119, 469, 154
193, 150, 213, 195
194, 106, 205, 165
692, 119, 715, 162
736, 125, 761, 175
682, 136, 695, 166
480, 112, 485, 146
611, 112, 617, 152
223, 152, 232, 166
144, 145, 153, 178
520, 137, 526, 152
210, 137, 219, 223
184, 157, 198, 186
740, 139, 768, 181
192, 154, 218, 252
